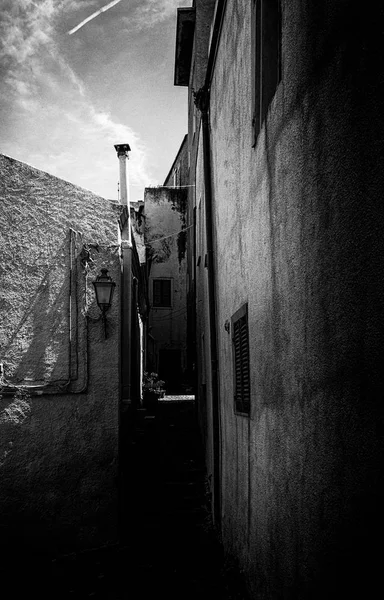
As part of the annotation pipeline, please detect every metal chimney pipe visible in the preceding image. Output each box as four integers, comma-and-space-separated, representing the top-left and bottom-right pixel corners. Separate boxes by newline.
114, 144, 130, 204
114, 143, 132, 404
114, 143, 131, 243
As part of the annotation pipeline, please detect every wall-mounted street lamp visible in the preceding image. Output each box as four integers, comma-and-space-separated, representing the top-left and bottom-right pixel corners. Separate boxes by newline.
92, 268, 116, 338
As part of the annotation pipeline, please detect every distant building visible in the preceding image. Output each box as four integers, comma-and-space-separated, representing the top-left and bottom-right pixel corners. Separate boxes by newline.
175, 1, 384, 598
130, 199, 148, 402
144, 135, 190, 393
0, 153, 147, 557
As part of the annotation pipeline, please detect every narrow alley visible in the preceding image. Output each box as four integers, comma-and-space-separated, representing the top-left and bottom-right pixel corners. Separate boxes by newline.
20, 398, 245, 599
2, 4, 384, 599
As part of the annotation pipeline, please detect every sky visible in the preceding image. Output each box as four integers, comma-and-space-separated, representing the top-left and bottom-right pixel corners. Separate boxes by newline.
0, 0, 189, 201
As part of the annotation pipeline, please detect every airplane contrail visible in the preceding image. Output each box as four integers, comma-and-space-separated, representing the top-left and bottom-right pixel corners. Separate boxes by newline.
67, 0, 123, 35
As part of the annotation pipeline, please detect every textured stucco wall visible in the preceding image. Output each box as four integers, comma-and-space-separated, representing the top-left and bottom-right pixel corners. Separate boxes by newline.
205, 1, 384, 597
0, 155, 122, 555
144, 187, 188, 387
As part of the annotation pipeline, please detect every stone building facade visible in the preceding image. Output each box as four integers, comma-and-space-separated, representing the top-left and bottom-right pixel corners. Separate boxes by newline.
175, 1, 384, 598
0, 154, 146, 558
144, 169, 189, 393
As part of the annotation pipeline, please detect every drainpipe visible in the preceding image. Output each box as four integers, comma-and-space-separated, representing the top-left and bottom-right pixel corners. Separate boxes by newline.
194, 86, 221, 530
115, 143, 132, 403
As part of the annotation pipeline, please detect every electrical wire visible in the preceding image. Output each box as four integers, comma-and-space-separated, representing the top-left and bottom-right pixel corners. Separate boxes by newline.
156, 184, 196, 188
151, 304, 188, 317
146, 225, 193, 246
150, 307, 188, 322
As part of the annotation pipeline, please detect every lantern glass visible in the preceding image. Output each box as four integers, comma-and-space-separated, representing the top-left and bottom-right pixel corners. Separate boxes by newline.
93, 269, 115, 311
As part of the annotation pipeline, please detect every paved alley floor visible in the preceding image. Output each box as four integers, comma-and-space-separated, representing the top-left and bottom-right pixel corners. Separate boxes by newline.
30, 398, 245, 599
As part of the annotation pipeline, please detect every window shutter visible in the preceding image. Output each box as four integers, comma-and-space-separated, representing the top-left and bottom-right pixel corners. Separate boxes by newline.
261, 0, 281, 122
234, 319, 243, 407
162, 280, 171, 306
153, 279, 172, 307
252, 0, 282, 144
153, 280, 162, 306
252, 0, 262, 142
232, 305, 251, 414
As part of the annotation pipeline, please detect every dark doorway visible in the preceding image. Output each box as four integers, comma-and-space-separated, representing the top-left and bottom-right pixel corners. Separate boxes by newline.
159, 349, 182, 393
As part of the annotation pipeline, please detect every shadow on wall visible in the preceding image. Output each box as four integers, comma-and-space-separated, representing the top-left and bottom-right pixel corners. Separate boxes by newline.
2, 233, 82, 387
0, 228, 121, 561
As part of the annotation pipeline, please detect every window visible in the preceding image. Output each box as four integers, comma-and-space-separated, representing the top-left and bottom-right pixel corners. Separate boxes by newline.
232, 304, 251, 415
252, 0, 282, 144
153, 279, 172, 307
173, 165, 180, 187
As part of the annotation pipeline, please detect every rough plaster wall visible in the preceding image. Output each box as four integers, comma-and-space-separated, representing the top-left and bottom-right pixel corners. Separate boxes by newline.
0, 155, 121, 554
145, 187, 188, 372
0, 155, 121, 379
209, 1, 384, 597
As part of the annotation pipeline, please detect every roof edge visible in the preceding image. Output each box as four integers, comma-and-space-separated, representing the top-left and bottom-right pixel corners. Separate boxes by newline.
174, 7, 196, 86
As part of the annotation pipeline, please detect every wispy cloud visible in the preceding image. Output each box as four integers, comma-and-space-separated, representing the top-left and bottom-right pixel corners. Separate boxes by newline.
0, 0, 152, 198
67, 0, 124, 35
122, 0, 188, 30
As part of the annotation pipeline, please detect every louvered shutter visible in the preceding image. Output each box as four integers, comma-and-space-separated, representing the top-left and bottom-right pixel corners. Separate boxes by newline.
153, 279, 172, 307
162, 280, 171, 306
153, 280, 162, 306
233, 319, 243, 407
232, 305, 251, 414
